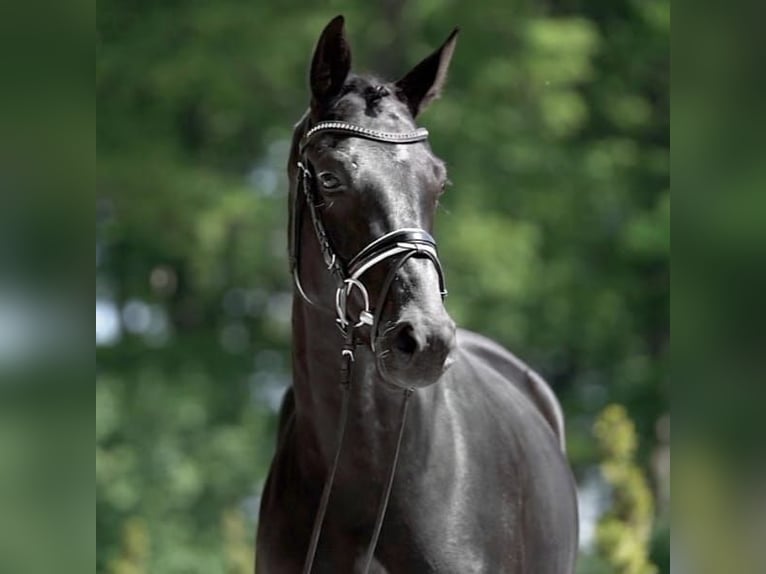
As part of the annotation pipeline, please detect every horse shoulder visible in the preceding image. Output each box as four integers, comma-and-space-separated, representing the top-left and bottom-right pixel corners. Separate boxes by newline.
455, 329, 567, 451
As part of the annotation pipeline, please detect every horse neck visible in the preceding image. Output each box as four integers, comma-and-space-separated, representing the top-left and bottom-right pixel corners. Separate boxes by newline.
290, 285, 424, 479
291, 293, 374, 417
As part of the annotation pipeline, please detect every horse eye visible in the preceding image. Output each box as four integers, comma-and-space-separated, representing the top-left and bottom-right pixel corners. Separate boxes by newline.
318, 172, 342, 191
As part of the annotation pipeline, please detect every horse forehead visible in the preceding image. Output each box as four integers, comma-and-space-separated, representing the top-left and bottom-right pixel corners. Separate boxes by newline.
332, 124, 431, 175
346, 138, 426, 168
327, 89, 432, 167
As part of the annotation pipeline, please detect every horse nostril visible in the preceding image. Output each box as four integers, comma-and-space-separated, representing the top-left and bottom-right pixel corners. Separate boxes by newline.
394, 323, 419, 356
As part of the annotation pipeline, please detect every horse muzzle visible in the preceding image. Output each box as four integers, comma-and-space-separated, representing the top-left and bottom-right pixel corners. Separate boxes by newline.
375, 305, 457, 388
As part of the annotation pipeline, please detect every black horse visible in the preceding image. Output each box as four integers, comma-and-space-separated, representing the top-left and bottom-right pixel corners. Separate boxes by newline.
256, 16, 578, 574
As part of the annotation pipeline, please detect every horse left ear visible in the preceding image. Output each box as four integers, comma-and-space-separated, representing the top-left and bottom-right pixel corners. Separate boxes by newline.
395, 28, 459, 117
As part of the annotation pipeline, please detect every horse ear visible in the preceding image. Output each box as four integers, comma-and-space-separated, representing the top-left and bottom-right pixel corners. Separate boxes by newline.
310, 15, 352, 110
395, 28, 459, 117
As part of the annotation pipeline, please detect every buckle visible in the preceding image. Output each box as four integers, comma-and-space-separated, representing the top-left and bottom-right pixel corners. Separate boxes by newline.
358, 310, 374, 326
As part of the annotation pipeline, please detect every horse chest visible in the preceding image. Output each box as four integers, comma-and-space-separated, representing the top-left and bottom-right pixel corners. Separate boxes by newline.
259, 422, 529, 574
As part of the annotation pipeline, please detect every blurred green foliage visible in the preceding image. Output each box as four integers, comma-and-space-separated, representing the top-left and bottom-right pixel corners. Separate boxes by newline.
592, 405, 657, 574
97, 1, 668, 572
671, 4, 766, 571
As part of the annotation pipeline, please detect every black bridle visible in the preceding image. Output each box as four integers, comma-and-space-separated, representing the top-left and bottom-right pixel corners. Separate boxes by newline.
290, 120, 447, 342
290, 119, 447, 573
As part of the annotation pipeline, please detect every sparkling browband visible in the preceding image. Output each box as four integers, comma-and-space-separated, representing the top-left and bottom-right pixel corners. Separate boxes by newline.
300, 121, 429, 153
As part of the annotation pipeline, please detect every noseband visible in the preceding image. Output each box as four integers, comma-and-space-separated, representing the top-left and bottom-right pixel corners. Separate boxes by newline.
290, 120, 447, 574
290, 121, 447, 345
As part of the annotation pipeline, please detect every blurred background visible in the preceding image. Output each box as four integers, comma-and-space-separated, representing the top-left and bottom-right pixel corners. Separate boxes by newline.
96, 1, 669, 572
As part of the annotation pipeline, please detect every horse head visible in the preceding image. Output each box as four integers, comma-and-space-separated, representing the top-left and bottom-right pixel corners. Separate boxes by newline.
289, 16, 460, 389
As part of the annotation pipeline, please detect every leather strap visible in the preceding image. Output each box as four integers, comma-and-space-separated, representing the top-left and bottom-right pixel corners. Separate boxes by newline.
348, 228, 436, 273
300, 121, 429, 154
347, 228, 447, 299
301, 331, 355, 574
360, 387, 413, 572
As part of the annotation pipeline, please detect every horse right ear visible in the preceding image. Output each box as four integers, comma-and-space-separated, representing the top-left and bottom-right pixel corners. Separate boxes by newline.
310, 15, 351, 111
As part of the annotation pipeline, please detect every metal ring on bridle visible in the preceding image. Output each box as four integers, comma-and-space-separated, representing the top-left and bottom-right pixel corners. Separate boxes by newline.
335, 278, 373, 330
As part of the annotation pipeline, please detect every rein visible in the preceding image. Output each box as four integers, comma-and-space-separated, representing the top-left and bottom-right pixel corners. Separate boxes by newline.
291, 120, 445, 573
